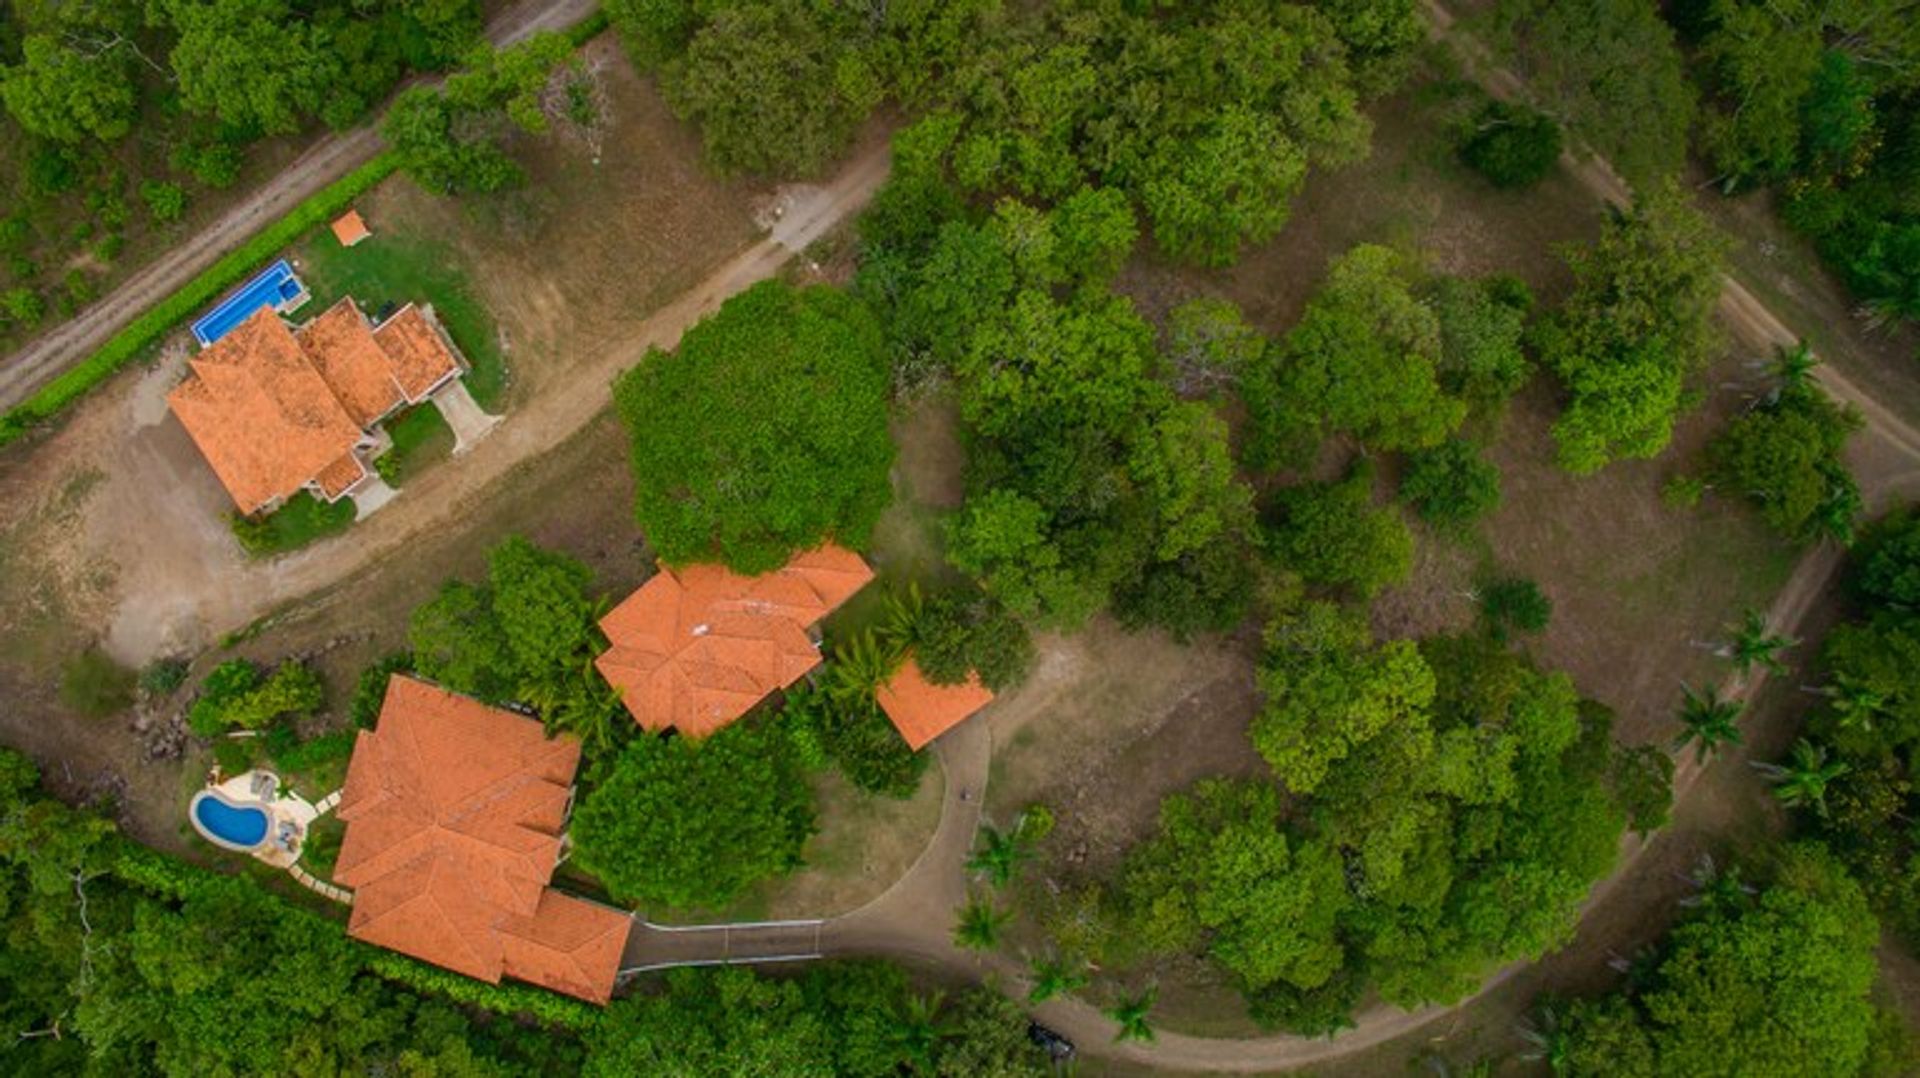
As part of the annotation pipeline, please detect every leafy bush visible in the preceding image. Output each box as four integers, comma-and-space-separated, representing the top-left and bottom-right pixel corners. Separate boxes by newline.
269, 729, 356, 777
187, 660, 324, 737
60, 649, 136, 717
1706, 378, 1861, 544
0, 153, 400, 447
904, 591, 1034, 692
784, 682, 928, 799
140, 180, 187, 224
139, 657, 191, 696
1480, 576, 1553, 639
1399, 439, 1502, 527
1458, 101, 1563, 188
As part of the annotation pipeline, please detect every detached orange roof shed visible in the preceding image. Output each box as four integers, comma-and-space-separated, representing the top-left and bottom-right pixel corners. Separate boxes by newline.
877, 655, 995, 750
333, 676, 629, 1004
595, 544, 874, 738
331, 209, 371, 247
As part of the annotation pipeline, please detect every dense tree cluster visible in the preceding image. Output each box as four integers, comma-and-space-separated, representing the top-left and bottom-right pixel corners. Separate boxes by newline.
0, 748, 1049, 1075
186, 657, 325, 736
619, 0, 1418, 265
1794, 506, 1920, 946
1264, 466, 1414, 599
0, 0, 482, 341
1114, 609, 1661, 1032
1531, 187, 1725, 473
861, 180, 1258, 638
1682, 0, 1920, 330
1557, 845, 1890, 1077
614, 280, 894, 575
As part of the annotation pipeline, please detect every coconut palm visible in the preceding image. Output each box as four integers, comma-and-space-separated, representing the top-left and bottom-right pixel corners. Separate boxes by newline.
1752, 738, 1850, 815
1825, 675, 1888, 733
1027, 953, 1090, 1004
966, 822, 1034, 888
825, 630, 903, 705
1672, 683, 1744, 763
525, 656, 624, 759
952, 895, 1010, 952
1725, 609, 1795, 676
1108, 985, 1158, 1044
1516, 1002, 1572, 1075
1770, 340, 1819, 398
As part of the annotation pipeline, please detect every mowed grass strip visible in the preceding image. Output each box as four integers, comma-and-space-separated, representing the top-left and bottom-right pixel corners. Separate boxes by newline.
229, 491, 356, 558
295, 228, 508, 409
375, 403, 454, 486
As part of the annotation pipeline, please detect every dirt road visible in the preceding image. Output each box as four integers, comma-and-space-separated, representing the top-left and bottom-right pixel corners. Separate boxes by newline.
0, 0, 600, 412
99, 141, 891, 661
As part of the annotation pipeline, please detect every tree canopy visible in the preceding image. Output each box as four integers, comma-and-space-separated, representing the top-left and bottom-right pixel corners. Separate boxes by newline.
615, 280, 894, 574
569, 719, 816, 911
1707, 374, 1862, 544
1532, 186, 1725, 473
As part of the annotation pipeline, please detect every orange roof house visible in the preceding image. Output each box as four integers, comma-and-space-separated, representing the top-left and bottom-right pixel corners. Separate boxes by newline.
877, 655, 995, 750
595, 544, 874, 738
168, 299, 465, 514
333, 676, 630, 1004
331, 209, 371, 247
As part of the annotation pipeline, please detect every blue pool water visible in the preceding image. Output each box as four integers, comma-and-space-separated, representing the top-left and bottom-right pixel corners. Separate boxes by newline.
190, 259, 306, 346
194, 794, 268, 847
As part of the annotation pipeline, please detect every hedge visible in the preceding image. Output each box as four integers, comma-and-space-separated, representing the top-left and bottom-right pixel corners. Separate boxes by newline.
0, 151, 401, 448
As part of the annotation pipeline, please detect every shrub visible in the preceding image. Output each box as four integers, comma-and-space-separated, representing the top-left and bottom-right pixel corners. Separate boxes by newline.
1399, 439, 1502, 527
139, 657, 191, 696
188, 659, 324, 736
1481, 576, 1553, 639
140, 180, 188, 224
1460, 101, 1563, 188
784, 682, 928, 799
60, 649, 136, 718
909, 591, 1035, 692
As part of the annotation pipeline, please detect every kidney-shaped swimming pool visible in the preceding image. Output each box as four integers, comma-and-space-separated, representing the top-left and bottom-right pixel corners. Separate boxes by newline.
191, 790, 269, 850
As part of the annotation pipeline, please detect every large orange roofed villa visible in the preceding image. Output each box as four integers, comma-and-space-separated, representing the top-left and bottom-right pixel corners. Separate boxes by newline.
333, 675, 630, 1004
167, 297, 469, 515
595, 544, 875, 738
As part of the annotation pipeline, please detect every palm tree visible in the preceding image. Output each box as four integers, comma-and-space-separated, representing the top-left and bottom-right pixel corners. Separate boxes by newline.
878, 582, 926, 651
887, 990, 953, 1072
524, 656, 624, 759
1672, 683, 1744, 763
952, 895, 1010, 952
826, 631, 902, 705
1026, 953, 1090, 1004
1516, 1002, 1572, 1075
1825, 675, 1888, 734
1725, 609, 1795, 676
966, 823, 1034, 888
1108, 985, 1158, 1044
1751, 738, 1850, 815
1770, 340, 1819, 399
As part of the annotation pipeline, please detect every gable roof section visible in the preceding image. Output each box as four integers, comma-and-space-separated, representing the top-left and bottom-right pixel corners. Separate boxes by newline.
876, 655, 995, 750
372, 304, 461, 400
296, 299, 404, 427
166, 306, 365, 513
333, 676, 626, 1003
595, 544, 875, 738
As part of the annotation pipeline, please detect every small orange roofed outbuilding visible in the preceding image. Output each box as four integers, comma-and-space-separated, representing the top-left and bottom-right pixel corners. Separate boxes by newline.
331, 209, 371, 247
876, 654, 995, 751
332, 675, 629, 1004
594, 544, 874, 739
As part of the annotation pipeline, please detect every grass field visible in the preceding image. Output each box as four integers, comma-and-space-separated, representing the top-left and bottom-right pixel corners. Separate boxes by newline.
375, 404, 454, 487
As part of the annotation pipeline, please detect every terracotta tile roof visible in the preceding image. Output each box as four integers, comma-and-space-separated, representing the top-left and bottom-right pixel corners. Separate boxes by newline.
372, 305, 461, 401
167, 306, 365, 514
295, 299, 403, 426
595, 544, 875, 738
331, 209, 371, 247
877, 655, 995, 750
168, 297, 468, 513
315, 452, 367, 499
334, 676, 627, 1004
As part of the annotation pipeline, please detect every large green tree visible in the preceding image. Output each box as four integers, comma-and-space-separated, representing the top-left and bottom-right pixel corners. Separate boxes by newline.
569, 720, 816, 911
0, 34, 138, 143
1533, 186, 1725, 473
615, 280, 894, 574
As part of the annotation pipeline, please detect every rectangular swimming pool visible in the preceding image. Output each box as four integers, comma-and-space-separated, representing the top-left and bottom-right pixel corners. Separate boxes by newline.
191, 259, 310, 346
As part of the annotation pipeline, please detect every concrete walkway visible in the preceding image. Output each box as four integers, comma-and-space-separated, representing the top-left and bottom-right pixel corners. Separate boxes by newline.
429, 380, 500, 455
349, 474, 398, 519
290, 864, 352, 905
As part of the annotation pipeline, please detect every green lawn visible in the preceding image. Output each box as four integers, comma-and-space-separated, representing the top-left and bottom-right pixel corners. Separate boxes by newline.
374, 404, 453, 487
294, 231, 508, 409
230, 492, 356, 558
